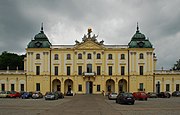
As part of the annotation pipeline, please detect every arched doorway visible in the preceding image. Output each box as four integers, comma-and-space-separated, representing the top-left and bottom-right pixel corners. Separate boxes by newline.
64, 79, 73, 94
86, 81, 93, 94
52, 79, 61, 92
106, 79, 115, 93
118, 79, 127, 93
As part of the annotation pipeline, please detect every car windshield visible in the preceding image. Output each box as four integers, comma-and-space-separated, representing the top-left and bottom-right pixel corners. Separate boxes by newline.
123, 93, 133, 97
11, 91, 16, 94
141, 93, 146, 96
112, 93, 117, 95
47, 92, 54, 95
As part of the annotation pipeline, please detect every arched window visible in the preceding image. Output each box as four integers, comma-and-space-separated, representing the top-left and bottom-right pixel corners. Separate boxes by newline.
140, 53, 144, 59
67, 54, 71, 60
36, 54, 40, 59
87, 53, 91, 59
54, 54, 59, 60
121, 54, 125, 59
78, 53, 82, 59
108, 54, 112, 60
97, 53, 101, 59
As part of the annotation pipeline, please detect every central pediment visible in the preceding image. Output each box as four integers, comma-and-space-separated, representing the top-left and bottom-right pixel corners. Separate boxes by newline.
74, 28, 105, 50
74, 40, 105, 50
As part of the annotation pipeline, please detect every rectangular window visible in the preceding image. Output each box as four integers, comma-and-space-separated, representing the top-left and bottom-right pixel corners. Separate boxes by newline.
139, 83, 143, 91
78, 84, 82, 91
36, 66, 40, 75
87, 64, 92, 73
121, 66, 125, 75
166, 84, 170, 92
108, 66, 112, 75
20, 84, 24, 91
36, 83, 40, 91
97, 85, 101, 92
78, 66, 82, 75
1, 84, 5, 91
140, 66, 143, 75
11, 84, 15, 91
97, 66, 101, 75
67, 66, 71, 75
55, 66, 58, 75
176, 84, 179, 91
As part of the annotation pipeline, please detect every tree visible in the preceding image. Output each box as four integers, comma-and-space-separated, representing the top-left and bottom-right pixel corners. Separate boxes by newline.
172, 59, 180, 70
0, 51, 25, 70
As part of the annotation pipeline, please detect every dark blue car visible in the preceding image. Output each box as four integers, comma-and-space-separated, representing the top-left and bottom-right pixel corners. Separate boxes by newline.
21, 92, 33, 99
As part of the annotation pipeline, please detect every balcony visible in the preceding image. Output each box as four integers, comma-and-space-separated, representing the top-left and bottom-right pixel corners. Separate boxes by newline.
83, 72, 96, 76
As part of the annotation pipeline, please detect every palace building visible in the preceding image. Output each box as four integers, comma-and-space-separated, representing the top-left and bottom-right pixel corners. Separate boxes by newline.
0, 24, 180, 95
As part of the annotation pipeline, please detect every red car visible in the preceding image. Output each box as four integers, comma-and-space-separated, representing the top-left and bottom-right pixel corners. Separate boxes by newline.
133, 92, 148, 101
9, 91, 21, 98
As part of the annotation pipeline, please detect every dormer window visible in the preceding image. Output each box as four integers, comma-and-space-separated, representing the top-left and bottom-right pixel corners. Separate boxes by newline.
36, 54, 40, 59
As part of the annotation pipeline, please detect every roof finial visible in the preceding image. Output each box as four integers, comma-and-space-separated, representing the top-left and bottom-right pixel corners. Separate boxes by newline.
40, 23, 44, 33
136, 22, 139, 32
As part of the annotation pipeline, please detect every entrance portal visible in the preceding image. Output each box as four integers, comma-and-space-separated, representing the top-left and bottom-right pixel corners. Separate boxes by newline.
86, 81, 93, 94
52, 79, 61, 92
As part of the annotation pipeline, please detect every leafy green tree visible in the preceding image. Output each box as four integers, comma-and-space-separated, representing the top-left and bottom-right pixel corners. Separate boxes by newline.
172, 59, 180, 70
0, 51, 25, 70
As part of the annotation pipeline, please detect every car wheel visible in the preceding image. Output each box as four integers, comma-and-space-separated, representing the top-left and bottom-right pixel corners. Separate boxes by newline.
131, 102, 134, 105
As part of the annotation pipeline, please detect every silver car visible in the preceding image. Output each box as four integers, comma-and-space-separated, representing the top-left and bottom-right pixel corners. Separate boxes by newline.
108, 93, 118, 100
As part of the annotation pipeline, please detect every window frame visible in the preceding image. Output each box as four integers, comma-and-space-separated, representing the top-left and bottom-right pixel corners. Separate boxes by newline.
36, 54, 40, 59
139, 53, 144, 59
108, 54, 113, 60
78, 53, 82, 59
97, 53, 101, 59
67, 54, 71, 60
54, 54, 59, 60
87, 53, 92, 59
121, 54, 125, 60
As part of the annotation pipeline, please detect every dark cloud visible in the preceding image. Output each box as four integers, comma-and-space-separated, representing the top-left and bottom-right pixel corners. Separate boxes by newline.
0, 0, 180, 69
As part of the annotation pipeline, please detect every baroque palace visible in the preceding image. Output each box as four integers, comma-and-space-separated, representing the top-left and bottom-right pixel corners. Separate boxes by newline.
0, 24, 180, 95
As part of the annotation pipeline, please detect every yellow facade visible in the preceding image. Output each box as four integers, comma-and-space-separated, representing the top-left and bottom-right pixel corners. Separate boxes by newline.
0, 27, 180, 95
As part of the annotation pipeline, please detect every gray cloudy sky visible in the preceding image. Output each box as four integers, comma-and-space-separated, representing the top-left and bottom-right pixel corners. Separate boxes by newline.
0, 0, 180, 70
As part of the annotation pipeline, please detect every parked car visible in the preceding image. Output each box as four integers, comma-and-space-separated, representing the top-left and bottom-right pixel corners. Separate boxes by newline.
133, 92, 148, 100
21, 92, 33, 99
55, 91, 64, 98
66, 91, 73, 96
157, 92, 171, 98
9, 91, 21, 98
147, 92, 158, 98
0, 91, 11, 98
172, 91, 180, 97
45, 92, 59, 100
108, 92, 118, 100
32, 92, 43, 99
116, 92, 135, 105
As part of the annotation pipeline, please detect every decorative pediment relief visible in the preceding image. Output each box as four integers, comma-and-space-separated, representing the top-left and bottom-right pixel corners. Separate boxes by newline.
74, 40, 104, 50
74, 28, 105, 50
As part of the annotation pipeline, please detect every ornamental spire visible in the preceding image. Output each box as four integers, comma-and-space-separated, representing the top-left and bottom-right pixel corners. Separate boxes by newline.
136, 22, 139, 33
40, 23, 44, 33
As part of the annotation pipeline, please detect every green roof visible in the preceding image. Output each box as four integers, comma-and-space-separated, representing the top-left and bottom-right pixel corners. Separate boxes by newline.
128, 24, 153, 48
27, 24, 51, 48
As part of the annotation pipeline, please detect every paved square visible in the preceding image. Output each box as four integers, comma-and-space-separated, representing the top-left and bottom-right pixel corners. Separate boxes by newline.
0, 95, 179, 115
